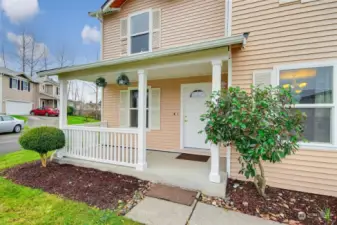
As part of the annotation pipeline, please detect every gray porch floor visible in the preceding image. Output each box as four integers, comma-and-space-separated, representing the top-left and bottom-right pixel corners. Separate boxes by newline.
54, 150, 227, 197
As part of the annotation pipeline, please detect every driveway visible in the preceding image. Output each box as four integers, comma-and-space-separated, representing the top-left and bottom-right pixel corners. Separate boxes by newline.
0, 116, 59, 155
0, 133, 21, 155
27, 116, 59, 128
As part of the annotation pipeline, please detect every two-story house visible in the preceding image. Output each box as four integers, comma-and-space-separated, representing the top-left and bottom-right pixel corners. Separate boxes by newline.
38, 0, 337, 197
36, 77, 60, 109
0, 67, 39, 115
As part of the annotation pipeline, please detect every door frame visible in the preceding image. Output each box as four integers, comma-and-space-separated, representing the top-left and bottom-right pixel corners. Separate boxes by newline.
180, 82, 211, 149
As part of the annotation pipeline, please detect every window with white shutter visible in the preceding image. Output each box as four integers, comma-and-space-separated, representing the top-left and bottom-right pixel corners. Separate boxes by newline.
150, 88, 161, 130
120, 87, 161, 130
253, 70, 276, 87
120, 18, 128, 56
152, 9, 161, 50
119, 90, 129, 127
129, 11, 150, 54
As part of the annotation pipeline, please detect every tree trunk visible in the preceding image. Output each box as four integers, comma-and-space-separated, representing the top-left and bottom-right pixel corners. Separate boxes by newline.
253, 160, 267, 198
40, 154, 47, 167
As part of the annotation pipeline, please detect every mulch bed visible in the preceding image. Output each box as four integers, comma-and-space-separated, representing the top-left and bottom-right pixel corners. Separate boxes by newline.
201, 179, 337, 225
3, 161, 150, 211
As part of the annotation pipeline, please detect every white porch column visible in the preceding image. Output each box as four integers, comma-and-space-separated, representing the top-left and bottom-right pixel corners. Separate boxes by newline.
136, 70, 147, 171
59, 79, 68, 129
209, 60, 222, 183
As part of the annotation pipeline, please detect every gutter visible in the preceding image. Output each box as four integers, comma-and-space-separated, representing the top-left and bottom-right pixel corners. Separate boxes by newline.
37, 33, 249, 77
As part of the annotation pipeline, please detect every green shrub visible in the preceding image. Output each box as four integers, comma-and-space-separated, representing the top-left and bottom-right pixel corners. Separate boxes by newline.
201, 86, 306, 197
67, 106, 75, 116
19, 127, 65, 167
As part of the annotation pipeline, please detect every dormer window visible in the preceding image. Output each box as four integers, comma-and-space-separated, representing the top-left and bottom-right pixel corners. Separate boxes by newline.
130, 11, 150, 54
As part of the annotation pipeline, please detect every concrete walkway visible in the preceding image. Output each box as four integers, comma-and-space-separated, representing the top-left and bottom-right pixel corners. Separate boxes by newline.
126, 197, 281, 225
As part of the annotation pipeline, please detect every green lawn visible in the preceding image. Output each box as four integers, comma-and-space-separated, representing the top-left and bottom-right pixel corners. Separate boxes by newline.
11, 115, 28, 123
68, 116, 99, 125
0, 150, 48, 171
0, 151, 140, 225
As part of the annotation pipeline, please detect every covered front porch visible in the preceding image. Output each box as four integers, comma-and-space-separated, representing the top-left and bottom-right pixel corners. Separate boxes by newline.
38, 35, 248, 196
55, 148, 227, 197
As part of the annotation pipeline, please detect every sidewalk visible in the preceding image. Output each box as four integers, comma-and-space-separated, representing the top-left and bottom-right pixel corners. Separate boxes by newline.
126, 197, 281, 225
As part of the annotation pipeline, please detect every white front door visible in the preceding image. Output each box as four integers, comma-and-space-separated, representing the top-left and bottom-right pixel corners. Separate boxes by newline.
182, 83, 212, 149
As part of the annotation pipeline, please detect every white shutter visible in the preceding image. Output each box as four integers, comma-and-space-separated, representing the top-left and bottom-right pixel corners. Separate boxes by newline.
150, 88, 161, 130
120, 18, 128, 56
119, 90, 129, 127
253, 70, 277, 88
152, 9, 161, 49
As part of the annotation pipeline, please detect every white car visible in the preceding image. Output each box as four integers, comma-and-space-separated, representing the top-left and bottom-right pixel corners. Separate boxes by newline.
0, 115, 25, 133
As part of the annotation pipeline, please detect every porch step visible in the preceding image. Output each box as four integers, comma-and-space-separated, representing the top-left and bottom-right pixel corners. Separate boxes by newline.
146, 184, 199, 206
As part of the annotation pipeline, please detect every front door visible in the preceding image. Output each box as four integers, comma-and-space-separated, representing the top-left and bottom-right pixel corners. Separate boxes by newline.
182, 83, 212, 149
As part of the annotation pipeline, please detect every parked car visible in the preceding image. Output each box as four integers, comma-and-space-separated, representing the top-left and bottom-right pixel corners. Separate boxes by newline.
30, 107, 59, 117
0, 115, 24, 133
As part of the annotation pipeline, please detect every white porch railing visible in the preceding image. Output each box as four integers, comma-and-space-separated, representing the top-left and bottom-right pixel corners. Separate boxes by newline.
59, 126, 139, 168
70, 121, 108, 128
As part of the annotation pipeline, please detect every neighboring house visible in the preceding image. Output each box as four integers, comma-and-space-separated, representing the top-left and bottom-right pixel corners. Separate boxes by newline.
36, 77, 60, 109
38, 0, 337, 197
0, 67, 39, 115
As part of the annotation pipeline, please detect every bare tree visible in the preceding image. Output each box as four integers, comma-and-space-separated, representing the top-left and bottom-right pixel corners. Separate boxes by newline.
41, 45, 51, 71
8, 29, 44, 75
27, 34, 44, 76
55, 45, 74, 68
85, 81, 100, 120
1, 44, 6, 68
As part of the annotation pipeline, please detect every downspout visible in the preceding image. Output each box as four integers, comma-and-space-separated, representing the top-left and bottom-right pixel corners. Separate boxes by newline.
225, 0, 233, 178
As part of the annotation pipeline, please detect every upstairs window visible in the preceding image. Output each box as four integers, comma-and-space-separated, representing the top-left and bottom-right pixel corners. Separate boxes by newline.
22, 81, 29, 91
130, 11, 150, 54
11, 78, 18, 89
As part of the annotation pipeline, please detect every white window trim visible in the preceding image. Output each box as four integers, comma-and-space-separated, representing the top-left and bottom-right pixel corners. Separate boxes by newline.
127, 9, 153, 56
274, 60, 337, 149
11, 78, 18, 90
127, 86, 152, 131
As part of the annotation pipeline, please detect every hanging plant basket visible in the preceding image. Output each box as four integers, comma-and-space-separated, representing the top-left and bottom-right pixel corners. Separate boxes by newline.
116, 73, 130, 86
95, 77, 107, 88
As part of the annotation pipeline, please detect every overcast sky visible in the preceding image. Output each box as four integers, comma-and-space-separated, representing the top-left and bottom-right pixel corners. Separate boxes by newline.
0, 0, 103, 103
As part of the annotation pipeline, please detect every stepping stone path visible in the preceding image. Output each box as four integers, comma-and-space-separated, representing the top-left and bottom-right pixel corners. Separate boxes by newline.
126, 184, 281, 225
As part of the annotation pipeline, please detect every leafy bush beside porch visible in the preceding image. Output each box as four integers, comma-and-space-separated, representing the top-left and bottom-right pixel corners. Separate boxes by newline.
202, 86, 306, 197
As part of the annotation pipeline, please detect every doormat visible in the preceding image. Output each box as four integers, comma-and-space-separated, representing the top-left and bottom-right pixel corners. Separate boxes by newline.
176, 153, 210, 162
146, 184, 198, 206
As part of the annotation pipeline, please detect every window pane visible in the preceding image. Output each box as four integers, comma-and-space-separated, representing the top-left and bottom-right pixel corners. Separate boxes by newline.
280, 66, 333, 104
2, 116, 14, 121
130, 109, 149, 128
130, 90, 149, 108
298, 108, 331, 143
131, 34, 149, 54
131, 12, 149, 34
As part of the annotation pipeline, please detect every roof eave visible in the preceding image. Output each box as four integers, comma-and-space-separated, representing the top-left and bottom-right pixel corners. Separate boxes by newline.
37, 33, 249, 77
89, 7, 120, 18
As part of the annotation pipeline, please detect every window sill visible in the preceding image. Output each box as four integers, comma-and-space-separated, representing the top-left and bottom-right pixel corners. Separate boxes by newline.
128, 51, 151, 56
299, 143, 337, 151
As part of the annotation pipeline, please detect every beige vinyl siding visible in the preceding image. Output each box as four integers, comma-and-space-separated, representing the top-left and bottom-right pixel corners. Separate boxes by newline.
231, 0, 337, 196
1, 76, 38, 113
102, 0, 225, 60
103, 75, 227, 154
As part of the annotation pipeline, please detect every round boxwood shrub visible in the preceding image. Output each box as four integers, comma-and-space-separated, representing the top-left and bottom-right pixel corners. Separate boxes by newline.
19, 127, 65, 167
